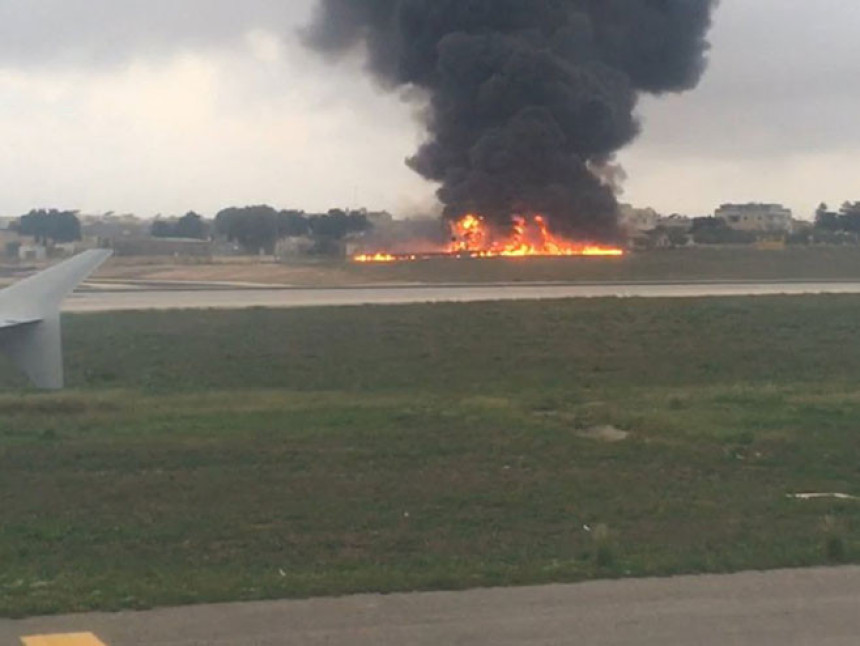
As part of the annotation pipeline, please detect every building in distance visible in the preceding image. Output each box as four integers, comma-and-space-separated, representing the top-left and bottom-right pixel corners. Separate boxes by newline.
658, 215, 693, 230
715, 204, 794, 233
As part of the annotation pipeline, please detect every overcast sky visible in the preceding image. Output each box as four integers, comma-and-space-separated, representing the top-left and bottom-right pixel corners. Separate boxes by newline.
0, 0, 858, 220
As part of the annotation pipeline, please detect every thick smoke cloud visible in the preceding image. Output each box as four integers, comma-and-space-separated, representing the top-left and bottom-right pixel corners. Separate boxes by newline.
307, 0, 717, 241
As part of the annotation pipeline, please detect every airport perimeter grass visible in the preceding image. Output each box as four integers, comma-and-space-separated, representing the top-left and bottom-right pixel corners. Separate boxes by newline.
95, 245, 860, 286
344, 245, 860, 284
3, 297, 860, 615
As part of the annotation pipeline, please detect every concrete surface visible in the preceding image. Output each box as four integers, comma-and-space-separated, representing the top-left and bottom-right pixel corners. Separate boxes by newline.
4, 567, 860, 645
65, 281, 860, 313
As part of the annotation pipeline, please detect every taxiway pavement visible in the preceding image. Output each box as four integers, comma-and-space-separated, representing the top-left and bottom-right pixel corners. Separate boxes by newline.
65, 280, 860, 312
5, 566, 860, 645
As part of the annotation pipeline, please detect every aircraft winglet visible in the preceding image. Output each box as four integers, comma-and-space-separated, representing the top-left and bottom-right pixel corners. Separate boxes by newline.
0, 249, 112, 389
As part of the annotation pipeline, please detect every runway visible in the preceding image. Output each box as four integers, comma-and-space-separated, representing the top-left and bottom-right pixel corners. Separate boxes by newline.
65, 281, 860, 312
5, 566, 860, 645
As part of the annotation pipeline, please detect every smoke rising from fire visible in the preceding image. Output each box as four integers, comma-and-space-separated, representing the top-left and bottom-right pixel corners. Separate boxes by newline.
306, 0, 718, 242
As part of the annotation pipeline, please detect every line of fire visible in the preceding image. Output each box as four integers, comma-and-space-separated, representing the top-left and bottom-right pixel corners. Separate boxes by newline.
353, 214, 626, 264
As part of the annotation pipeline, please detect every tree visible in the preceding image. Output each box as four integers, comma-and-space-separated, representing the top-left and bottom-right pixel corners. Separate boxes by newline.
278, 210, 310, 238
15, 209, 82, 246
307, 209, 372, 255
213, 205, 373, 256
839, 202, 860, 234
309, 209, 371, 241
815, 203, 840, 231
152, 212, 208, 239
215, 206, 280, 255
690, 217, 755, 245
151, 219, 173, 238
812, 202, 860, 242
660, 226, 690, 248
815, 202, 839, 231
175, 212, 208, 239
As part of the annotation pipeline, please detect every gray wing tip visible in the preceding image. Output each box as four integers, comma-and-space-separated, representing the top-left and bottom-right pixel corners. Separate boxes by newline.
0, 249, 114, 389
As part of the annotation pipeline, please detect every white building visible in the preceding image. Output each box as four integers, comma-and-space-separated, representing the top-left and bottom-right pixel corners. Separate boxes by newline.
715, 204, 793, 233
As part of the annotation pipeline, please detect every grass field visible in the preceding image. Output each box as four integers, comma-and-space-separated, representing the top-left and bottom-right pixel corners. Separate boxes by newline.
2, 297, 860, 616
92, 245, 860, 286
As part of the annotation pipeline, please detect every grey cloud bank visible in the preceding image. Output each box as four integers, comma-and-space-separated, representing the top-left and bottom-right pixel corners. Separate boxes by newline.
621, 0, 860, 218
0, 1, 310, 66
0, 0, 858, 220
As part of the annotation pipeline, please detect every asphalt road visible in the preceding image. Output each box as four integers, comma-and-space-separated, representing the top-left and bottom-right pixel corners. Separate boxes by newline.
65, 281, 860, 312
5, 567, 860, 645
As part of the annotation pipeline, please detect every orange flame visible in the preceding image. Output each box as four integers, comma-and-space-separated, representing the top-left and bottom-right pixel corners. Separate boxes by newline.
449, 214, 625, 258
353, 214, 625, 262
353, 253, 399, 263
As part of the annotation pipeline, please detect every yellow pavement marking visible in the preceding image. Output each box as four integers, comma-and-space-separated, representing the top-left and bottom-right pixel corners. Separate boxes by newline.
21, 634, 107, 646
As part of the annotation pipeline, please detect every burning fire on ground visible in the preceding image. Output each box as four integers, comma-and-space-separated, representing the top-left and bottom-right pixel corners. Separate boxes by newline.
354, 214, 625, 263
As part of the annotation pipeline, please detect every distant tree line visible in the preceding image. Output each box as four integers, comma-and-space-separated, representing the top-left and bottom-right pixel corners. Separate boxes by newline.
151, 212, 208, 240
10, 205, 376, 257
814, 203, 860, 235
689, 217, 757, 245
16, 200, 860, 255
12, 209, 82, 246
213, 206, 371, 255
784, 202, 860, 245
648, 203, 860, 248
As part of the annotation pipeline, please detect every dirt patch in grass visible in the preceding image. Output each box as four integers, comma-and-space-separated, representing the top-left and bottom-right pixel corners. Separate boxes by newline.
578, 425, 631, 443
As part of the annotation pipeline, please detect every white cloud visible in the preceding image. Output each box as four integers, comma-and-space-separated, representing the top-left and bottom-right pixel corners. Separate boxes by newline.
0, 24, 434, 217
245, 30, 285, 64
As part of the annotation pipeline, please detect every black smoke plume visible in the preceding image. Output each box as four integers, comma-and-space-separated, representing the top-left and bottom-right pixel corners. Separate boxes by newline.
306, 1, 718, 242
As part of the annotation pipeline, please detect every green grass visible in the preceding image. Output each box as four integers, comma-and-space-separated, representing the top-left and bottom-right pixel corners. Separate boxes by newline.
3, 297, 860, 616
